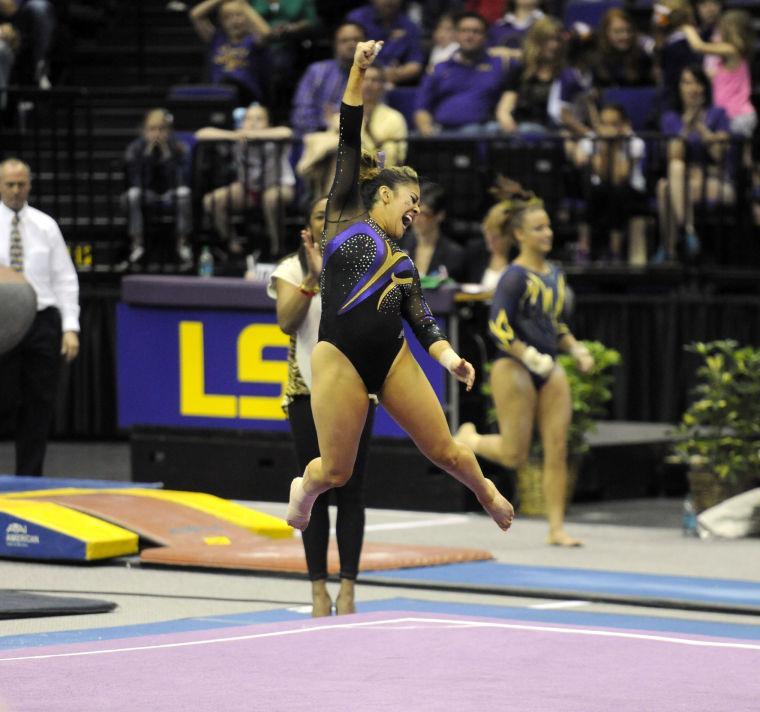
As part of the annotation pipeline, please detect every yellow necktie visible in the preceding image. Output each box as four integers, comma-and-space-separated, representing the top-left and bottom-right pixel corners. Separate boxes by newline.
9, 212, 22, 272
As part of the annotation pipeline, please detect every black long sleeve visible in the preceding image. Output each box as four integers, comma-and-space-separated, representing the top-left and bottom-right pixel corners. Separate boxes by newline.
324, 102, 365, 239
402, 267, 447, 351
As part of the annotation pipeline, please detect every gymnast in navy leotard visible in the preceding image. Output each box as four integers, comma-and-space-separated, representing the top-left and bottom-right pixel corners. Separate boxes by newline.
286, 39, 514, 539
454, 196, 594, 547
488, 261, 570, 390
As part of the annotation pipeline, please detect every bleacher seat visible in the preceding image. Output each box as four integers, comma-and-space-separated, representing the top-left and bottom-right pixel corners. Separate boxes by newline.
166, 85, 238, 131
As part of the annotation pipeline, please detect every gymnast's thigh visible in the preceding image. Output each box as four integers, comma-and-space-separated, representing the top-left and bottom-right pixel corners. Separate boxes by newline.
490, 357, 538, 459
310, 341, 370, 476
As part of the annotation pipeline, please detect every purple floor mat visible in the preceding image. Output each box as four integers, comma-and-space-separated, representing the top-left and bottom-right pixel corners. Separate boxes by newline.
1, 611, 758, 712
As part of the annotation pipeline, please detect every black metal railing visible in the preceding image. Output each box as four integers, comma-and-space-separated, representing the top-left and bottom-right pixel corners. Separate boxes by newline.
1, 87, 752, 273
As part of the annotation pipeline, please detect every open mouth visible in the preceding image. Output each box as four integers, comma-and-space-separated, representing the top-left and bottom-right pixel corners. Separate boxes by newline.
402, 212, 414, 229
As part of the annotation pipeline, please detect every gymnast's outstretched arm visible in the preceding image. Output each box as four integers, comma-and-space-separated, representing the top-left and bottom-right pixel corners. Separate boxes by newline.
324, 40, 383, 231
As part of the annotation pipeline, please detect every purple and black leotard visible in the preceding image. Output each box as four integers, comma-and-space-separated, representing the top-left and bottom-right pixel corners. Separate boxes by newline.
318, 103, 446, 393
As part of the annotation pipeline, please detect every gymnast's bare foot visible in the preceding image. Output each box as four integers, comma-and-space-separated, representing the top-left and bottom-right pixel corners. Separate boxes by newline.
286, 477, 314, 530
547, 530, 583, 547
478, 478, 514, 531
311, 580, 332, 617
454, 422, 480, 450
335, 579, 356, 615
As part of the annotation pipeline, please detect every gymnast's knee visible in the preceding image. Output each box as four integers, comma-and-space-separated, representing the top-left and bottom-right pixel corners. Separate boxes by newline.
429, 440, 469, 472
319, 463, 353, 489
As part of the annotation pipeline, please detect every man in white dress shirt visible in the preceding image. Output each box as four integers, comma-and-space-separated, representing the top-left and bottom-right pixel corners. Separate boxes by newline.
0, 158, 80, 475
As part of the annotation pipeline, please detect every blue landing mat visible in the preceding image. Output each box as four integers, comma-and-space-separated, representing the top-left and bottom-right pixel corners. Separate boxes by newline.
0, 476, 162, 493
362, 562, 760, 614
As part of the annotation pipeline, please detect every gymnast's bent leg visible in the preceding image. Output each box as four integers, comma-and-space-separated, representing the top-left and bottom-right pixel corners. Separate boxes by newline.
286, 341, 369, 530
456, 357, 537, 471
378, 342, 513, 530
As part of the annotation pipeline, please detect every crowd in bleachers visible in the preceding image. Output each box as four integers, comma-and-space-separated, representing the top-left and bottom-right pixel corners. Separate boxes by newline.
5, 0, 760, 273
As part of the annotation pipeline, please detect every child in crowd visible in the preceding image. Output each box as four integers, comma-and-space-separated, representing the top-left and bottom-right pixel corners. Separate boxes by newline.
123, 108, 193, 268
681, 10, 756, 137
196, 103, 295, 258
427, 13, 459, 71
574, 103, 648, 264
652, 0, 700, 106
694, 0, 722, 42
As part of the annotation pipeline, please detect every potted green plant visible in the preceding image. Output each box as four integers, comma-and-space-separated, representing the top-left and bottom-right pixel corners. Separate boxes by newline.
484, 341, 621, 515
672, 340, 760, 513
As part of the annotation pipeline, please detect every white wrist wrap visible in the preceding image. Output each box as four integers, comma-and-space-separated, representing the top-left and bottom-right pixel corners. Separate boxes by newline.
438, 347, 460, 373
521, 346, 554, 377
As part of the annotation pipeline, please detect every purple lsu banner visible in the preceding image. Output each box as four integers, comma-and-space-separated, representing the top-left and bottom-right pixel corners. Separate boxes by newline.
116, 303, 446, 438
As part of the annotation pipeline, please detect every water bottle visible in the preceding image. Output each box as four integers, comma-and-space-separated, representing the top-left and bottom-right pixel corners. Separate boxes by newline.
682, 495, 698, 537
198, 246, 214, 278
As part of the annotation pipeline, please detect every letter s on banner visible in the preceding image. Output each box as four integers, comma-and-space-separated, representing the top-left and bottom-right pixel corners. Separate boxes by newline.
237, 324, 290, 420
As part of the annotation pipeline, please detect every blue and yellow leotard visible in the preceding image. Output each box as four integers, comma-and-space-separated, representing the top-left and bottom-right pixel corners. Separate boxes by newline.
488, 263, 570, 388
318, 103, 445, 393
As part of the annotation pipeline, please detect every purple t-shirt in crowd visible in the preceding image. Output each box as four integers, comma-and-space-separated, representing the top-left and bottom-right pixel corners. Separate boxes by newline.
661, 106, 731, 167
346, 5, 425, 68
208, 31, 267, 101
416, 52, 508, 128
290, 59, 350, 136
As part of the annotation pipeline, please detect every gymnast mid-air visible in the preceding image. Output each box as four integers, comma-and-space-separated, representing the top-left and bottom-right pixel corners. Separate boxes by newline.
286, 39, 514, 533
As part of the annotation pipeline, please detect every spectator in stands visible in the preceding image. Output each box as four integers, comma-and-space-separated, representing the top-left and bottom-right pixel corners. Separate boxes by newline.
267, 197, 375, 617
573, 103, 648, 263
652, 0, 699, 107
0, 22, 18, 110
297, 64, 407, 201
548, 25, 596, 138
488, 0, 544, 50
694, 0, 722, 42
190, 0, 271, 105
250, 0, 319, 119
681, 10, 756, 137
497, 16, 566, 134
591, 8, 654, 89
346, 0, 425, 86
400, 182, 465, 281
426, 13, 458, 70
290, 21, 365, 137
0, 0, 55, 88
415, 11, 511, 135
123, 109, 193, 268
463, 198, 514, 288
197, 102, 295, 258
0, 158, 79, 476
655, 64, 733, 261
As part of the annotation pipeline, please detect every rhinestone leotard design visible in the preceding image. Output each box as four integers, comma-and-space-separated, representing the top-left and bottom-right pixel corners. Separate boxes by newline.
318, 103, 446, 393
